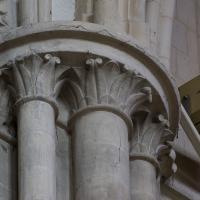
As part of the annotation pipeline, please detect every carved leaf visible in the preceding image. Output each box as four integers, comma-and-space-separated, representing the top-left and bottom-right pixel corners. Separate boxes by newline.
66, 79, 87, 109
12, 54, 63, 98
61, 57, 152, 115
131, 112, 173, 156
53, 79, 67, 98
36, 58, 56, 96
85, 58, 101, 105
12, 63, 26, 97
17, 60, 31, 95
125, 92, 148, 116
98, 60, 121, 104
31, 54, 43, 95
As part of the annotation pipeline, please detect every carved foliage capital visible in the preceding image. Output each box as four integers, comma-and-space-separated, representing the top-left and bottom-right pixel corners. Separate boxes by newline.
9, 54, 65, 102
130, 111, 177, 177
62, 57, 152, 116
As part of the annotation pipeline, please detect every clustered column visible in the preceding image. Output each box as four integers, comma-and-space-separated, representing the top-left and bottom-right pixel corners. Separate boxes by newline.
1, 53, 177, 200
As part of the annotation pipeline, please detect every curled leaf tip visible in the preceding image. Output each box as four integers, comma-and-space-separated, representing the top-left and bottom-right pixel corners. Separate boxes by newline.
44, 54, 61, 64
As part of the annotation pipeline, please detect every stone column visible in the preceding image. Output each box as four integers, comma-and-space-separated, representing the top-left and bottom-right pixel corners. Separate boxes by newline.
71, 110, 130, 200
146, 0, 160, 55
93, 0, 128, 32
20, 0, 38, 25
38, 0, 52, 22
130, 160, 157, 200
130, 113, 177, 200
82, 0, 94, 22
64, 58, 151, 200
20, 0, 52, 25
18, 100, 56, 200
158, 0, 176, 69
128, 0, 148, 47
11, 54, 64, 200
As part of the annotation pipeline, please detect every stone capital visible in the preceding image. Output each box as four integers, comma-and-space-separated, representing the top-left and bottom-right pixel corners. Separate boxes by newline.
63, 57, 152, 119
6, 53, 68, 118
130, 111, 177, 178
59, 57, 153, 135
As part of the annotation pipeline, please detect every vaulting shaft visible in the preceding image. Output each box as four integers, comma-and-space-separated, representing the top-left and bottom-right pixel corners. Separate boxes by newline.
19, 0, 52, 25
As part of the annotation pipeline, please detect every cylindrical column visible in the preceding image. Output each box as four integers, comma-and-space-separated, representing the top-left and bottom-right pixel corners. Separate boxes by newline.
71, 110, 130, 200
18, 100, 56, 200
82, 0, 94, 22
146, 0, 160, 55
158, 0, 176, 69
119, 0, 128, 32
38, 0, 52, 22
130, 159, 158, 200
93, 0, 128, 32
129, 0, 146, 22
19, 0, 52, 25
20, 0, 38, 25
128, 0, 148, 47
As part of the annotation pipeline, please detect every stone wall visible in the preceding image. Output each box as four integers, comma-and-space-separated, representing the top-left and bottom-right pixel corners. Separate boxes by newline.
171, 0, 200, 86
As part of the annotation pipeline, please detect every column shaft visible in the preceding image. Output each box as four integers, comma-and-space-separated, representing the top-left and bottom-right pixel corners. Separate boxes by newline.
130, 160, 158, 200
20, 0, 38, 25
72, 111, 130, 200
38, 0, 52, 22
128, 0, 148, 47
93, 0, 128, 32
82, 0, 94, 22
18, 101, 56, 200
